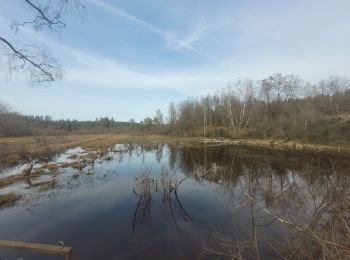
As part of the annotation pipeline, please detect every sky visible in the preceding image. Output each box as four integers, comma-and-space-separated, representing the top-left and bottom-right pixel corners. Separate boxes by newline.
0, 0, 350, 121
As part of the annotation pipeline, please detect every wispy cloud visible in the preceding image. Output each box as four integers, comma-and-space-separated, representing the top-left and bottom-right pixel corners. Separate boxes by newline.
62, 43, 350, 95
86, 0, 205, 51
164, 26, 206, 51
64, 53, 228, 93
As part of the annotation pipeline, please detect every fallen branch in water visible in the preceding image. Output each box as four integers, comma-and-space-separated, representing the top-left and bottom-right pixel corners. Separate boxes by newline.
244, 193, 350, 252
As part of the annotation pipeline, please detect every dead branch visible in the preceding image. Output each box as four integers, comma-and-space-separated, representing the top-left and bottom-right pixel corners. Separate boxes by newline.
244, 193, 350, 251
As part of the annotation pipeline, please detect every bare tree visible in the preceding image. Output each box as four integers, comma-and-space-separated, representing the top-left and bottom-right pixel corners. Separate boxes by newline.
325, 75, 350, 116
0, 0, 85, 85
220, 79, 256, 137
220, 85, 237, 133
235, 78, 257, 129
128, 118, 136, 133
153, 109, 164, 125
282, 74, 303, 101
0, 100, 11, 114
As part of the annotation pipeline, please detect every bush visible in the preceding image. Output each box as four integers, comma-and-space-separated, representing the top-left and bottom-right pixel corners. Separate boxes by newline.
306, 119, 350, 144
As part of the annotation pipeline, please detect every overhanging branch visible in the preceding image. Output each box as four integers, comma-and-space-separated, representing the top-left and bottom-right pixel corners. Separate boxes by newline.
0, 36, 54, 81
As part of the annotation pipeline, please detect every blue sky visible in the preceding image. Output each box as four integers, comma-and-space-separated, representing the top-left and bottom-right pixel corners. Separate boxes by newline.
1, 0, 350, 121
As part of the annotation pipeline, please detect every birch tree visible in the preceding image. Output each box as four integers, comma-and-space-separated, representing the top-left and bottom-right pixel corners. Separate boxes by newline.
220, 78, 257, 137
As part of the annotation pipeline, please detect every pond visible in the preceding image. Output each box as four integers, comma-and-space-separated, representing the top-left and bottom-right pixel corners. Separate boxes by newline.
0, 142, 349, 259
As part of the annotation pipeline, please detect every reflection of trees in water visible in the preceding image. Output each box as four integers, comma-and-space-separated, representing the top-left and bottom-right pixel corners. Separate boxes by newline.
195, 149, 350, 259
132, 169, 153, 232
42, 143, 347, 258
168, 145, 245, 189
8, 143, 349, 258
122, 142, 166, 164
24, 143, 344, 259
168, 144, 180, 170
132, 167, 199, 234
50, 144, 350, 258
170, 144, 350, 176
155, 144, 164, 163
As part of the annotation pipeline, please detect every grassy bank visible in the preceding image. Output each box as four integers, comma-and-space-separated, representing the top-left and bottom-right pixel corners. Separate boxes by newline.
1, 134, 350, 169
0, 134, 197, 167
201, 137, 350, 156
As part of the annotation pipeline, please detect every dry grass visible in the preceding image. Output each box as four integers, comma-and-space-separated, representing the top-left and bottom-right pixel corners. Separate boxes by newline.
203, 138, 350, 156
67, 154, 78, 160
43, 163, 60, 171
0, 173, 27, 188
0, 134, 121, 167
1, 133, 349, 169
0, 193, 22, 209
0, 133, 349, 190
338, 113, 350, 120
0, 134, 203, 168
0, 134, 186, 189
30, 179, 58, 191
0, 167, 54, 188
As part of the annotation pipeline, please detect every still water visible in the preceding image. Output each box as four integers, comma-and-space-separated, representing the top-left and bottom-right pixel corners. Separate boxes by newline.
0, 143, 349, 259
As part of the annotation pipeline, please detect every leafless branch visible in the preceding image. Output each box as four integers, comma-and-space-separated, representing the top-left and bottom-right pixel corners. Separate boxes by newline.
0, 36, 62, 84
244, 193, 350, 251
12, 0, 85, 34
1, 0, 84, 85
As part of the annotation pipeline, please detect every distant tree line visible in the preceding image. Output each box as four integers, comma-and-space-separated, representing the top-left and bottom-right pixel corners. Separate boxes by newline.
0, 102, 167, 137
1, 73, 350, 144
0, 106, 131, 137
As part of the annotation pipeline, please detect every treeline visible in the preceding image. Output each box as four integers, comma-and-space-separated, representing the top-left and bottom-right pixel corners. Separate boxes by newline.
0, 103, 165, 137
0, 109, 131, 136
160, 74, 350, 144
1, 73, 350, 144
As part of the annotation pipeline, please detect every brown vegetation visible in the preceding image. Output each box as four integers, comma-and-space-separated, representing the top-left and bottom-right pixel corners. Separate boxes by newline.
0, 193, 22, 209
30, 179, 58, 192
203, 137, 350, 156
1, 134, 350, 170
0, 134, 127, 167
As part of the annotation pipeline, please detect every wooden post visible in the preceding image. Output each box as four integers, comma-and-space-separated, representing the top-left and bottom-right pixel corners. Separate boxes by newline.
0, 240, 72, 259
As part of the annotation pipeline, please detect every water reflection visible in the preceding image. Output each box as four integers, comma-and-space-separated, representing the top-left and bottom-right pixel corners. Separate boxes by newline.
0, 142, 349, 259
175, 145, 350, 259
132, 167, 199, 234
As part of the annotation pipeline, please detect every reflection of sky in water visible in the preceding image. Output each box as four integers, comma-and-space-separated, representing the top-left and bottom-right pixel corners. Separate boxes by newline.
0, 144, 348, 259
0, 147, 86, 180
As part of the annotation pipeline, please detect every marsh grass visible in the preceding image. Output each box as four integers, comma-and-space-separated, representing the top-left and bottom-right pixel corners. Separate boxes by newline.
0, 148, 104, 190
67, 154, 78, 160
0, 193, 22, 209
30, 167, 46, 176
30, 179, 58, 192
0, 134, 131, 167
1, 133, 350, 170
0, 134, 207, 167
43, 163, 60, 171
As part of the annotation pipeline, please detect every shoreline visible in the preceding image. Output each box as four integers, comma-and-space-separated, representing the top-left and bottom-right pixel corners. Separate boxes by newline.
198, 137, 350, 157
1, 134, 349, 168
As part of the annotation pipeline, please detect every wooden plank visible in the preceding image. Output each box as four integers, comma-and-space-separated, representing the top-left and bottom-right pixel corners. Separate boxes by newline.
0, 240, 72, 257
